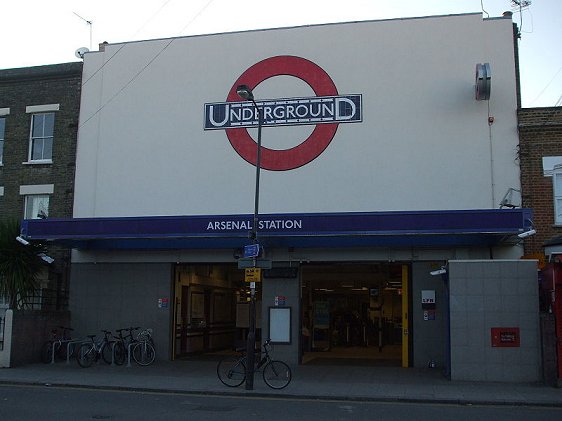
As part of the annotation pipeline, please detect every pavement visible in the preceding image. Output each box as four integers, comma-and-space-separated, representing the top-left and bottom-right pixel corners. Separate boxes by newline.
0, 358, 561, 407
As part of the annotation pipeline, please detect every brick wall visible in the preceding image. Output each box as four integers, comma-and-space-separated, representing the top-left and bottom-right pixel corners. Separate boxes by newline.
0, 62, 82, 302
518, 107, 562, 255
0, 62, 82, 218
10, 310, 71, 366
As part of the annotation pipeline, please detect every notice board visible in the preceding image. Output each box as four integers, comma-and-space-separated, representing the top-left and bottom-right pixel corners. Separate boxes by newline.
269, 307, 291, 344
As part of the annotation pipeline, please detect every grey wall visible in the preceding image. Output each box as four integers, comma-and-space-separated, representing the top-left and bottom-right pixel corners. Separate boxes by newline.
70, 263, 172, 360
261, 265, 300, 366
448, 260, 540, 382
412, 262, 446, 369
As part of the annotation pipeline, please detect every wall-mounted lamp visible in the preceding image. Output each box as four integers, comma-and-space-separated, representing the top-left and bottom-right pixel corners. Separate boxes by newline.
430, 267, 447, 276
38, 253, 55, 264
15, 236, 30, 246
518, 229, 536, 239
517, 218, 536, 239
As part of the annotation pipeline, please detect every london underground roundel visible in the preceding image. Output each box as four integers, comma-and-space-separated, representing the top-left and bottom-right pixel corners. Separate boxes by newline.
204, 56, 362, 171
227, 56, 339, 171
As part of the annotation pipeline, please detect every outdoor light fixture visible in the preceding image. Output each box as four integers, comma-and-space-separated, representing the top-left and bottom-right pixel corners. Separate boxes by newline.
236, 84, 254, 101
517, 219, 536, 239
236, 83, 263, 391
38, 253, 55, 264
518, 229, 537, 239
430, 267, 447, 276
15, 236, 30, 246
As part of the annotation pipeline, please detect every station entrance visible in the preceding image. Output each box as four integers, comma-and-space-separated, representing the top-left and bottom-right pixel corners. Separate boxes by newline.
172, 262, 410, 367
301, 262, 410, 366
173, 264, 255, 359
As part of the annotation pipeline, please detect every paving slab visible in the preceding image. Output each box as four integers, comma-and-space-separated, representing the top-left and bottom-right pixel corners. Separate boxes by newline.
0, 360, 560, 407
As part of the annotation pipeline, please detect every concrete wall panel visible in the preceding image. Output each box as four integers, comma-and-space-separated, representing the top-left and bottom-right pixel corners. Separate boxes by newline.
70, 263, 172, 361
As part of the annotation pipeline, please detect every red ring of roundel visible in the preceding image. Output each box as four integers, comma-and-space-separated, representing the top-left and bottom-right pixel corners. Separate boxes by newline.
226, 56, 339, 171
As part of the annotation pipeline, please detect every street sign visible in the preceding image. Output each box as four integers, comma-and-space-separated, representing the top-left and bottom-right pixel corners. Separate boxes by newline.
245, 268, 262, 283
244, 244, 260, 258
238, 258, 273, 269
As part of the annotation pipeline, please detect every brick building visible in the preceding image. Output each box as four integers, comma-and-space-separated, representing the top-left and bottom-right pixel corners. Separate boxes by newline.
0, 62, 83, 309
518, 107, 562, 258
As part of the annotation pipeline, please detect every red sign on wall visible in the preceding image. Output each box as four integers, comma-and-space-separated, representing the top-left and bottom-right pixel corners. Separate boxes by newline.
491, 327, 520, 347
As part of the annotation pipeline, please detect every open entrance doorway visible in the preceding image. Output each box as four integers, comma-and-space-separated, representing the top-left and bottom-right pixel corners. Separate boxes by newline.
172, 264, 261, 359
301, 262, 410, 366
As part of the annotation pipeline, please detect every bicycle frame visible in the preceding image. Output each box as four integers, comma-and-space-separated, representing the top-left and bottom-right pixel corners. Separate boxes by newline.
45, 326, 75, 364
217, 339, 291, 389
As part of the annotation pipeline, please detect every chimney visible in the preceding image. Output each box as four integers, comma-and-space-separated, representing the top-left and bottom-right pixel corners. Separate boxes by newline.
99, 41, 109, 52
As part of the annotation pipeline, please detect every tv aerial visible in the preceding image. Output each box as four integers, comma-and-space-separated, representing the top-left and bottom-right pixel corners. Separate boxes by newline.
73, 11, 93, 50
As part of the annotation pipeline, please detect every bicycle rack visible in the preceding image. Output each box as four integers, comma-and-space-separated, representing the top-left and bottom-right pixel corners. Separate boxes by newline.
47, 338, 85, 364
65, 339, 89, 364
110, 341, 122, 366
126, 342, 135, 368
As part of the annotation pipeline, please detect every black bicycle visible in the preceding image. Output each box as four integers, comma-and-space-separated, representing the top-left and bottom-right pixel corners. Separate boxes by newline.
112, 326, 156, 366
217, 339, 292, 389
40, 326, 74, 363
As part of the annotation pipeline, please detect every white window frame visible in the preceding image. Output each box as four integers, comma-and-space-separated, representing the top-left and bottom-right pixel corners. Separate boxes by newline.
553, 165, 562, 226
0, 117, 4, 165
20, 184, 54, 219
23, 194, 50, 220
24, 104, 58, 164
0, 108, 8, 166
27, 112, 55, 163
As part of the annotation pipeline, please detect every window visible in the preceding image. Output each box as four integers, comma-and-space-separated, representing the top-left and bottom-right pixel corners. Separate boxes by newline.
542, 158, 562, 225
29, 113, 54, 162
554, 168, 562, 225
0, 117, 5, 164
24, 194, 49, 219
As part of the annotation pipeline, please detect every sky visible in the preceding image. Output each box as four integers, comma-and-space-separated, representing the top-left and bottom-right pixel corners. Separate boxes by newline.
1, 0, 560, 107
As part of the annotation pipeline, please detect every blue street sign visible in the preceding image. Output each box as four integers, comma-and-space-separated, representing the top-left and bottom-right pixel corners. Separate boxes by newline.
243, 244, 260, 258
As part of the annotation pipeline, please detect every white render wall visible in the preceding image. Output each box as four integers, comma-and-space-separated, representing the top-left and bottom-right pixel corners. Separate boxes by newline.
74, 14, 520, 218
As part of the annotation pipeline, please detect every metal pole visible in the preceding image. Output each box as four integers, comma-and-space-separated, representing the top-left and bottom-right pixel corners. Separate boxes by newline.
252, 99, 262, 243
246, 287, 256, 390
245, 101, 262, 390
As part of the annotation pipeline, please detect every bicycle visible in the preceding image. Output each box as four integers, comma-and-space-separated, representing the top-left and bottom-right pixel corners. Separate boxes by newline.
111, 327, 138, 366
112, 327, 156, 366
40, 326, 74, 364
217, 339, 292, 389
132, 328, 156, 366
76, 330, 114, 368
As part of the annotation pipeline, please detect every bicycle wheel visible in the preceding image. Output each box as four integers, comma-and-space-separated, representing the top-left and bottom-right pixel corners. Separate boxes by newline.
262, 360, 291, 389
113, 342, 126, 365
40, 341, 54, 364
217, 356, 246, 387
66, 342, 78, 360
56, 342, 69, 361
100, 342, 113, 364
132, 341, 156, 366
76, 343, 96, 368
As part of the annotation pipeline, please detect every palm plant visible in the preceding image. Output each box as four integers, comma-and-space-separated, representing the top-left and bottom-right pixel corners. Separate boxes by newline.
0, 218, 45, 309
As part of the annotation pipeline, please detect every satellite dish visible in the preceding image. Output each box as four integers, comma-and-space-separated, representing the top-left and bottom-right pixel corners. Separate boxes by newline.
75, 47, 90, 59
475, 63, 491, 100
